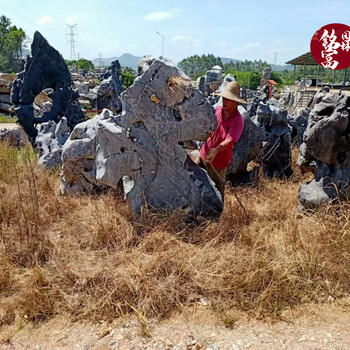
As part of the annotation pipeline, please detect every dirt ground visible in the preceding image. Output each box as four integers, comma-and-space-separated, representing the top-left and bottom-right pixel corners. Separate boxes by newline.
1, 299, 350, 350
0, 123, 19, 130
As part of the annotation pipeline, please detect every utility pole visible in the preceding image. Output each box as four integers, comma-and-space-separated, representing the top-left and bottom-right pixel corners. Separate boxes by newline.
66, 23, 78, 61
97, 52, 103, 68
156, 32, 164, 58
274, 51, 278, 65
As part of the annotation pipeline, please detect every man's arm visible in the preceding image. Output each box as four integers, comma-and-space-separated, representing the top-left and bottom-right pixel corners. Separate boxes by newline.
204, 138, 233, 162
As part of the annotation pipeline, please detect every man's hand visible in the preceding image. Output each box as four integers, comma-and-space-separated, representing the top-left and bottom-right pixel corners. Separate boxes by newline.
204, 147, 218, 163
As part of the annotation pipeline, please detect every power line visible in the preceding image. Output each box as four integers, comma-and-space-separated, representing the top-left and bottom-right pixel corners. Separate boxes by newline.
66, 23, 78, 61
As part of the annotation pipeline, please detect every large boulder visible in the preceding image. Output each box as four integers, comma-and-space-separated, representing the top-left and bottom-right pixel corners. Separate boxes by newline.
250, 98, 293, 178
196, 66, 223, 98
93, 60, 123, 113
298, 90, 350, 210
10, 31, 84, 144
288, 108, 310, 146
35, 117, 70, 168
227, 109, 265, 185
61, 59, 223, 218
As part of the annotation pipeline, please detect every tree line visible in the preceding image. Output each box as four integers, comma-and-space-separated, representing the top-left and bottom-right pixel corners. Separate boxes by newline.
0, 15, 26, 72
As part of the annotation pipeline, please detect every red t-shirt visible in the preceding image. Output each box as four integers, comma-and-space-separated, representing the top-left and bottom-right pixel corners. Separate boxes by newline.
200, 107, 244, 169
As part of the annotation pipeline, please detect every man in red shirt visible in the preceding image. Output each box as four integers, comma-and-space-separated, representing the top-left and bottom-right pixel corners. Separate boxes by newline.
199, 81, 246, 201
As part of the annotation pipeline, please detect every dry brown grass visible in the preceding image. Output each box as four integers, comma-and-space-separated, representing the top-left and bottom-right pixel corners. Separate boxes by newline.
1, 142, 350, 329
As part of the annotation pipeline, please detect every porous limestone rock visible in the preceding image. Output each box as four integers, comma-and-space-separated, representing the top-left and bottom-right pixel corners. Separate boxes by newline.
298, 90, 350, 210
61, 59, 223, 218
92, 60, 123, 113
249, 98, 293, 178
138, 55, 155, 75
10, 31, 84, 144
227, 110, 265, 185
0, 127, 22, 147
288, 108, 310, 146
35, 117, 70, 168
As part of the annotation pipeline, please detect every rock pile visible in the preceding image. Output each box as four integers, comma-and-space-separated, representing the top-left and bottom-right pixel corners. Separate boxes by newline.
0, 73, 14, 114
61, 59, 223, 218
0, 127, 23, 147
298, 89, 350, 210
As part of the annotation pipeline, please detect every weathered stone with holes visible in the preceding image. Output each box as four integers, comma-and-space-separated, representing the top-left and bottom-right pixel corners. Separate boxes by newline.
249, 97, 293, 178
61, 59, 223, 218
227, 108, 265, 185
288, 108, 310, 146
138, 55, 155, 75
196, 66, 223, 98
36, 117, 70, 168
92, 60, 123, 113
0, 128, 22, 147
298, 90, 350, 210
10, 31, 85, 144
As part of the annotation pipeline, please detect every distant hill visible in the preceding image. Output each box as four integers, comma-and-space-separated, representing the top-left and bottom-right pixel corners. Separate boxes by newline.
220, 57, 294, 72
269, 64, 294, 72
220, 57, 242, 65
92, 53, 141, 71
91, 53, 294, 73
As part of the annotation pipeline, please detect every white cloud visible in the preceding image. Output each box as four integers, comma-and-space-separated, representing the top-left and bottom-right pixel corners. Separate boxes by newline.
65, 14, 89, 25
37, 16, 54, 26
231, 42, 261, 51
245, 42, 261, 48
144, 11, 173, 21
170, 35, 203, 48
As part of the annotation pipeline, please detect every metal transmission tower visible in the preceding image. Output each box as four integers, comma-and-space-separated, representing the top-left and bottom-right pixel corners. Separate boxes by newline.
97, 52, 103, 68
274, 51, 278, 65
66, 24, 78, 61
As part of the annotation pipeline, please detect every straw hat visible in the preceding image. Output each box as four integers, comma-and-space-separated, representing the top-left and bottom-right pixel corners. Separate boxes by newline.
215, 81, 247, 104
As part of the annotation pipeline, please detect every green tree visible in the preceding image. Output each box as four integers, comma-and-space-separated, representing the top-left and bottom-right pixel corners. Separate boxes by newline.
0, 15, 26, 72
121, 66, 136, 89
178, 54, 222, 77
76, 58, 94, 71
65, 58, 94, 71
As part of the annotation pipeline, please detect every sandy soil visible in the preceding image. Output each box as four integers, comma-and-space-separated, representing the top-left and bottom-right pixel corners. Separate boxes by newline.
1, 299, 350, 350
0, 123, 19, 130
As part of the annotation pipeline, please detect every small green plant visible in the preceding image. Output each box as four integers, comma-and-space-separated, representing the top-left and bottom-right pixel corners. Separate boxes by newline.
0, 115, 17, 123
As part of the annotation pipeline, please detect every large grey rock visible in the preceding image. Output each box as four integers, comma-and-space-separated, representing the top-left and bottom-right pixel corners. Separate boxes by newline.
35, 117, 70, 168
61, 59, 223, 218
288, 108, 310, 146
227, 110, 265, 185
138, 55, 155, 75
249, 97, 293, 178
94, 60, 123, 113
0, 127, 22, 147
10, 31, 85, 144
298, 90, 350, 210
196, 66, 223, 98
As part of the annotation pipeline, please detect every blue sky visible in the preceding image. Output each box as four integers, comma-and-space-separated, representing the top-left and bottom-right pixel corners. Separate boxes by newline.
1, 0, 349, 64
